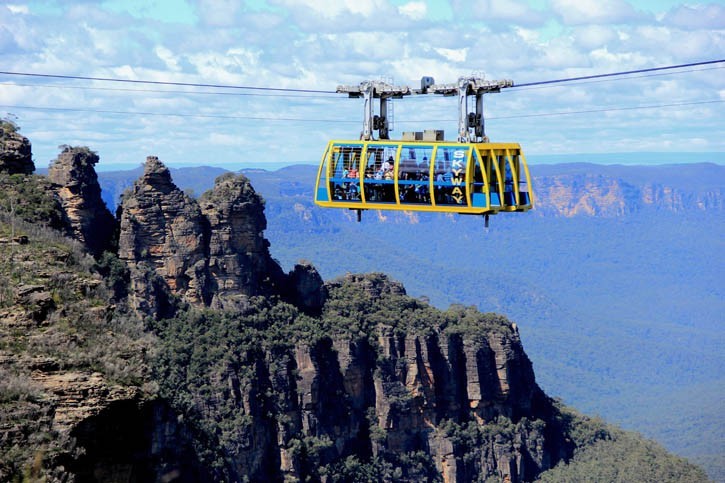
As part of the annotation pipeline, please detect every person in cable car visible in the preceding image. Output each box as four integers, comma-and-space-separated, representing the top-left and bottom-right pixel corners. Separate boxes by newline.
382, 156, 393, 172
418, 156, 429, 178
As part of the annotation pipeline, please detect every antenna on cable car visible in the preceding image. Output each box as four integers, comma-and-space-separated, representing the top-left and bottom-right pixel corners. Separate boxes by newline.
337, 80, 411, 140
428, 76, 514, 143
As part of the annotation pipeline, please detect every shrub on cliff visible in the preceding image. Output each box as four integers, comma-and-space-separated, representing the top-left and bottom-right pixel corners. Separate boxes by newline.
0, 173, 67, 230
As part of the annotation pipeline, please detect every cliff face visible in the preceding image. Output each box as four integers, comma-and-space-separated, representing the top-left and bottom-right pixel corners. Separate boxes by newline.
531, 165, 724, 217
142, 274, 568, 482
117, 158, 322, 318
118, 157, 210, 316
295, 276, 564, 482
0, 123, 34, 175
48, 147, 116, 256
199, 172, 286, 309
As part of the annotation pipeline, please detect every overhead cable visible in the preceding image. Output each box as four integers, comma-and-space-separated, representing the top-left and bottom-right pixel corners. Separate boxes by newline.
0, 59, 723, 95
0, 81, 338, 99
3, 99, 721, 124
0, 70, 336, 94
512, 59, 725, 88
0, 104, 358, 123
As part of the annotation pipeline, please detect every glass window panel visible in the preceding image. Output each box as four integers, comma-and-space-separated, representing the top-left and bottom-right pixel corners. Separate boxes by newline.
398, 146, 433, 204
502, 154, 515, 205
363, 144, 398, 203
329, 143, 363, 202
434, 146, 469, 206
471, 150, 487, 208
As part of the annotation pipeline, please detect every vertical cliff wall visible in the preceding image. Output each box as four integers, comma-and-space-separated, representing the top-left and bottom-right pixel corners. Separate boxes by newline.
199, 172, 286, 309
48, 146, 116, 256
0, 122, 33, 175
117, 157, 323, 318
147, 274, 569, 482
117, 156, 210, 317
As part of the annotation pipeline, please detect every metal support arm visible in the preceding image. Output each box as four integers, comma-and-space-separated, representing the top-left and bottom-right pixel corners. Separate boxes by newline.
337, 81, 411, 140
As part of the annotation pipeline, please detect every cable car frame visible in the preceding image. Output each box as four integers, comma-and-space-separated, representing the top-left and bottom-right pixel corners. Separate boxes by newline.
314, 76, 534, 222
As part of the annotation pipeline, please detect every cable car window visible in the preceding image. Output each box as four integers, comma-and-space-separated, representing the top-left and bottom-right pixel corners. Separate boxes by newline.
434, 146, 469, 206
329, 143, 363, 202
487, 151, 501, 207
471, 150, 487, 208
398, 146, 433, 204
363, 144, 398, 203
316, 144, 332, 202
502, 154, 515, 206
513, 153, 530, 205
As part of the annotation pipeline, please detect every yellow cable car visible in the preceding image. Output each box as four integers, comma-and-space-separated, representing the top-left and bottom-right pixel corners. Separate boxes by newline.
315, 140, 532, 214
314, 77, 534, 222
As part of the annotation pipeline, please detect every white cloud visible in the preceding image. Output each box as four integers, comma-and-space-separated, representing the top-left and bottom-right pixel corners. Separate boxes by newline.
155, 45, 181, 72
589, 47, 649, 69
273, 0, 388, 19
662, 4, 725, 29
192, 0, 242, 27
6, 5, 29, 15
84, 25, 117, 57
572, 25, 617, 50
551, 0, 649, 25
398, 1, 426, 20
434, 47, 467, 63
209, 132, 248, 146
187, 48, 261, 83
455, 0, 545, 27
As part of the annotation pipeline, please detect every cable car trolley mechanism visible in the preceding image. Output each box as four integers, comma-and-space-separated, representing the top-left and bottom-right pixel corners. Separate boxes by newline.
314, 75, 534, 225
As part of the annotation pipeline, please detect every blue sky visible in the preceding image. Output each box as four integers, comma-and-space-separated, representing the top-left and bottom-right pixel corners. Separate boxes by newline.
1, 0, 723, 169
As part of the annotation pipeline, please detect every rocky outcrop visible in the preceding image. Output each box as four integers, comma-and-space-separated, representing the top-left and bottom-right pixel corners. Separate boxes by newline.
156, 274, 567, 482
0, 122, 33, 174
117, 156, 210, 317
117, 161, 323, 317
199, 172, 285, 309
48, 146, 116, 256
287, 262, 327, 314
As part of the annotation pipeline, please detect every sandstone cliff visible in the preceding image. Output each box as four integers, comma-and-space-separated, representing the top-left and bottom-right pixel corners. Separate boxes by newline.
0, 121, 34, 175
118, 156, 210, 317
48, 146, 116, 256
147, 273, 568, 482
531, 163, 724, 217
199, 172, 286, 309
117, 158, 323, 317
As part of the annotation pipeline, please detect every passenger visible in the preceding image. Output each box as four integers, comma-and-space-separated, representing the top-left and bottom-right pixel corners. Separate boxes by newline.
403, 185, 417, 202
442, 168, 453, 203
334, 185, 346, 200
383, 168, 395, 201
418, 156, 429, 178
400, 158, 415, 180
348, 167, 358, 178
382, 156, 393, 172
435, 171, 447, 203
417, 180, 429, 203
